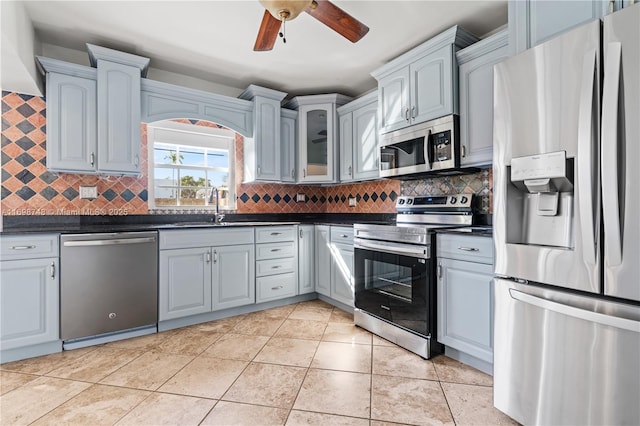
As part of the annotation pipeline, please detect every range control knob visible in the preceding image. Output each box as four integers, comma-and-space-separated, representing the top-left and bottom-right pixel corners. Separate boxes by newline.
450, 197, 457, 204
406, 199, 413, 205
398, 199, 405, 205
460, 196, 468, 204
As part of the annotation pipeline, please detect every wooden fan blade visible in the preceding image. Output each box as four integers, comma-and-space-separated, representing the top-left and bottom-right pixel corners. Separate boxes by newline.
254, 9, 281, 51
305, 0, 369, 43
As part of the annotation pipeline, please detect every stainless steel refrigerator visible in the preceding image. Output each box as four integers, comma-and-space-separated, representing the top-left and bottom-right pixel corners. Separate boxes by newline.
493, 4, 640, 425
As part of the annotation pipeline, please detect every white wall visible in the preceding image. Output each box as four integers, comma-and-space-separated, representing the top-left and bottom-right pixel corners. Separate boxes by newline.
1, 1, 43, 96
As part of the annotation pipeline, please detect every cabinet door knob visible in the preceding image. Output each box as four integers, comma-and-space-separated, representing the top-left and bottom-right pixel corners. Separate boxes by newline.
405, 108, 410, 121
90, 152, 95, 166
348, 165, 352, 176
50, 262, 56, 280
291, 169, 295, 179
411, 106, 416, 119
461, 145, 466, 158
437, 263, 442, 278
206, 251, 211, 263
257, 165, 261, 175
213, 250, 218, 263
134, 155, 139, 166
299, 229, 303, 239
303, 168, 306, 178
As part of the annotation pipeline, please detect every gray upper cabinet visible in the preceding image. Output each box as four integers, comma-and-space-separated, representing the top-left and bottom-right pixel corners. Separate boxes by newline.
280, 109, 297, 183
240, 85, 287, 182
509, 0, 609, 55
38, 59, 97, 173
338, 91, 379, 182
372, 26, 479, 134
456, 30, 509, 167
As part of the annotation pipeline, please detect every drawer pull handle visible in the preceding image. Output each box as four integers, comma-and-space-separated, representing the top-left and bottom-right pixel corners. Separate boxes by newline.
457, 247, 479, 252
271, 232, 282, 236
381, 304, 391, 311
271, 285, 284, 290
341, 234, 349, 238
272, 265, 281, 269
10, 245, 36, 250
271, 248, 281, 252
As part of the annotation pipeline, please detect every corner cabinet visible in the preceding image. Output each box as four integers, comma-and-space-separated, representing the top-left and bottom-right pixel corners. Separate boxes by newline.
158, 228, 255, 321
338, 91, 379, 182
372, 26, 478, 134
456, 30, 509, 167
508, 0, 610, 55
285, 94, 352, 183
0, 234, 61, 363
240, 85, 288, 182
436, 233, 494, 375
37, 44, 149, 176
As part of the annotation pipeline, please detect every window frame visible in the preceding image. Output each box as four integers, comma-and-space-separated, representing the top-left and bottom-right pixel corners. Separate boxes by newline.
147, 120, 236, 210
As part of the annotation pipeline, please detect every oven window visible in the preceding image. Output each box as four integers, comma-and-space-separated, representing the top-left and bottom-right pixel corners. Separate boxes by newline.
365, 259, 414, 302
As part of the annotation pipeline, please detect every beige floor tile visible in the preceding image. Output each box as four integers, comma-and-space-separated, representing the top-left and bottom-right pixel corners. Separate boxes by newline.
0, 371, 38, 395
105, 331, 172, 350
322, 322, 373, 345
203, 333, 269, 361
311, 341, 371, 373
0, 376, 91, 425
187, 315, 246, 334
275, 319, 327, 340
372, 345, 438, 380
31, 384, 150, 425
370, 421, 414, 426
371, 374, 454, 426
46, 347, 144, 382
158, 356, 247, 399
289, 302, 333, 322
232, 315, 286, 336
329, 308, 354, 323
155, 329, 223, 356
372, 335, 396, 347
286, 410, 370, 425
254, 337, 320, 367
297, 300, 334, 310
202, 400, 289, 425
432, 355, 493, 386
293, 369, 371, 418
223, 362, 307, 409
442, 382, 518, 426
100, 351, 194, 390
250, 304, 297, 319
115, 392, 215, 425
0, 346, 97, 375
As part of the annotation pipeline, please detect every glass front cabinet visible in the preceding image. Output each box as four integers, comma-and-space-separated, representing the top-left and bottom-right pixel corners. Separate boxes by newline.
285, 94, 351, 183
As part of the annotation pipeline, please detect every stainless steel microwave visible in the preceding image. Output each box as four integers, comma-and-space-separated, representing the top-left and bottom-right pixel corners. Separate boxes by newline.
379, 115, 462, 178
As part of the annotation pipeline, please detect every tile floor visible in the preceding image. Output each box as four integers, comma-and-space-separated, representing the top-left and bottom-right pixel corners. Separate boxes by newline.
0, 300, 517, 425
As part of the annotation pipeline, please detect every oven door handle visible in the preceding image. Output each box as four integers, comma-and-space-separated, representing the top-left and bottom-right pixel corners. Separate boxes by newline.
354, 238, 430, 259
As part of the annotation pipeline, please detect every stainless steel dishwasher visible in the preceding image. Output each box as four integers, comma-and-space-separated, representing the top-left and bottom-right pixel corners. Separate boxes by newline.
60, 232, 158, 345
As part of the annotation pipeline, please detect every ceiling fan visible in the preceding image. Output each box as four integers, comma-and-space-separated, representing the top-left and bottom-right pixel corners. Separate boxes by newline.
254, 0, 369, 51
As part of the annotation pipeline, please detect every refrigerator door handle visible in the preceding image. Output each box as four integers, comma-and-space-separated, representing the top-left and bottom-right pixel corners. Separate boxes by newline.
509, 288, 640, 333
577, 48, 598, 266
601, 42, 623, 267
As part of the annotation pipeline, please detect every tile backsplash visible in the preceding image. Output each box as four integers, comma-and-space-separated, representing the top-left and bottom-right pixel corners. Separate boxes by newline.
1, 91, 492, 217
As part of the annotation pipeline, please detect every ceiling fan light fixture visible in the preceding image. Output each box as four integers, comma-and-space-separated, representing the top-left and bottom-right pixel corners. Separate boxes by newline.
259, 0, 312, 21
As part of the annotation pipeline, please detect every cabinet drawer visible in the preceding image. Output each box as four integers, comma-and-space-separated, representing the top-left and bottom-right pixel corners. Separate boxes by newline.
437, 234, 493, 264
160, 228, 254, 250
256, 272, 297, 303
255, 226, 296, 243
330, 226, 354, 245
256, 257, 296, 277
256, 241, 296, 260
0, 234, 59, 260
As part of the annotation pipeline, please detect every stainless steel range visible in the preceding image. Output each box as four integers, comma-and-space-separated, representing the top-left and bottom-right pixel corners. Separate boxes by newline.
353, 194, 474, 359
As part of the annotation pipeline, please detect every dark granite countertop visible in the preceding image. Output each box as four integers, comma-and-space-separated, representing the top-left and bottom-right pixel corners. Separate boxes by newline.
0, 213, 396, 235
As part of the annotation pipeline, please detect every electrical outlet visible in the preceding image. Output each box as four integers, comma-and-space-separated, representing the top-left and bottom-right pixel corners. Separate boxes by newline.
296, 193, 306, 202
79, 186, 98, 199
348, 197, 357, 207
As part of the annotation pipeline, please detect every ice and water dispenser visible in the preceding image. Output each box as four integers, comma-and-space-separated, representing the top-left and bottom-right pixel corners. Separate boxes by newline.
506, 151, 574, 249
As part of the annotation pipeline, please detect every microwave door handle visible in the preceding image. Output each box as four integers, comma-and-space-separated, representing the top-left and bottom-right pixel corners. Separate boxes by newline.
577, 47, 598, 266
601, 42, 623, 267
425, 130, 433, 166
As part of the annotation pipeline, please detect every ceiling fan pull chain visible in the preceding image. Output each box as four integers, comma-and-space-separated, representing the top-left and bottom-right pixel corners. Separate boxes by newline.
279, 19, 286, 44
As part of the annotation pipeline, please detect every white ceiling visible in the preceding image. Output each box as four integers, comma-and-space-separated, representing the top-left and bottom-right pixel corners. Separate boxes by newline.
20, 0, 507, 98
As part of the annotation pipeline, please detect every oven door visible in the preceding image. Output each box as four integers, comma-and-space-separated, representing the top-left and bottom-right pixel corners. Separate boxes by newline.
354, 239, 431, 337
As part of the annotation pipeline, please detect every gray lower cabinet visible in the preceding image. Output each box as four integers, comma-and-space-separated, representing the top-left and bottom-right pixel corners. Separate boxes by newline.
0, 234, 61, 362
159, 228, 255, 321
255, 226, 297, 303
456, 30, 509, 167
298, 225, 315, 295
315, 225, 331, 297
330, 242, 354, 307
436, 233, 494, 373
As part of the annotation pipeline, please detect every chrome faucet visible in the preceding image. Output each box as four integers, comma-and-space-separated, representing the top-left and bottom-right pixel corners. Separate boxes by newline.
209, 187, 225, 224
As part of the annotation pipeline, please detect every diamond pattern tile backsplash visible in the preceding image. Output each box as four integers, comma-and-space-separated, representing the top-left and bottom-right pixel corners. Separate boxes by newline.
1, 91, 492, 217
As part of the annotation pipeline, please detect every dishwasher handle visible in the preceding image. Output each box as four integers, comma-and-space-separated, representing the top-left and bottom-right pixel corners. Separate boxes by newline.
63, 237, 156, 247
